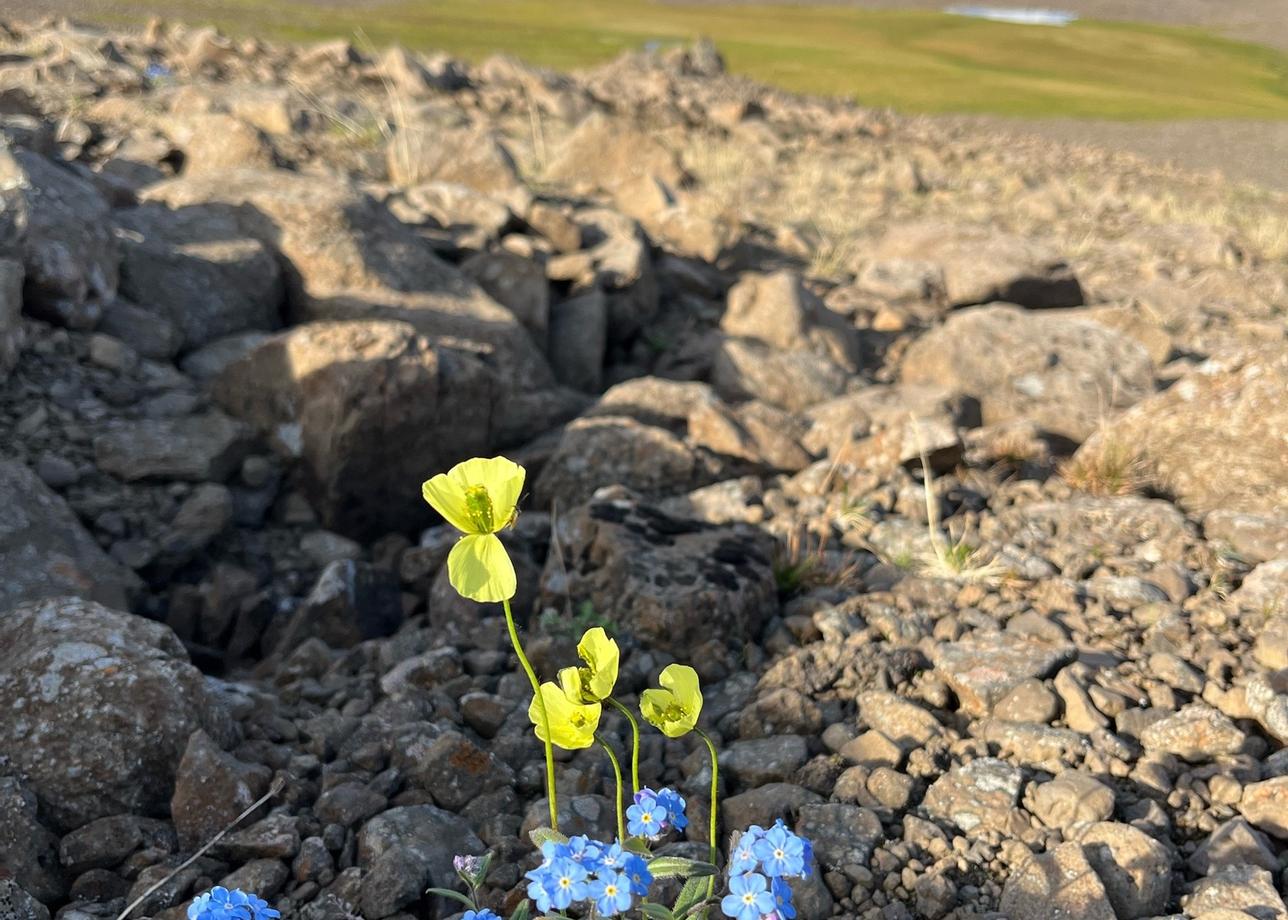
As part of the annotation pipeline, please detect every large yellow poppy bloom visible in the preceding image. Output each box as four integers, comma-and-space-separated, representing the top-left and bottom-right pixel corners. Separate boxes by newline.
530, 671, 602, 750
421, 456, 524, 603
641, 664, 703, 738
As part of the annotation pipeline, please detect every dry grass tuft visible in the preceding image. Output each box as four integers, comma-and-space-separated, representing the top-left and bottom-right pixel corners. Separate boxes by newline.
1061, 440, 1147, 496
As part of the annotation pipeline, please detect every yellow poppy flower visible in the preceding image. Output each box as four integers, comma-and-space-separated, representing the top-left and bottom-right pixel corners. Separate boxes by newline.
421, 456, 525, 603
641, 664, 703, 738
530, 672, 602, 750
561, 627, 620, 703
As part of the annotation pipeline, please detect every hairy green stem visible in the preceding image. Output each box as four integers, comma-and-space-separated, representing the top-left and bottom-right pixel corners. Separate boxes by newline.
607, 697, 642, 794
696, 728, 720, 898
596, 735, 627, 842
503, 597, 558, 831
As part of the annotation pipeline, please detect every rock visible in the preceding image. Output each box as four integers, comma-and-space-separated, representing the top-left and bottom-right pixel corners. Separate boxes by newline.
932, 633, 1075, 717
1205, 510, 1288, 565
1233, 560, 1288, 615
1189, 818, 1278, 875
1075, 348, 1288, 514
721, 270, 860, 371
0, 257, 22, 378
0, 460, 139, 611
115, 203, 284, 350
0, 597, 211, 830
179, 331, 272, 381
1140, 703, 1246, 762
533, 416, 702, 509
94, 411, 250, 482
97, 298, 184, 360
722, 736, 809, 787
721, 783, 823, 831
164, 113, 278, 173
394, 729, 508, 811
314, 783, 387, 828
59, 814, 143, 873
1029, 772, 1114, 830
688, 398, 812, 472
460, 250, 549, 347
1239, 777, 1288, 838
1184, 866, 1288, 920
171, 729, 272, 850
277, 560, 403, 651
794, 803, 884, 868
0, 879, 50, 920
922, 758, 1024, 835
901, 304, 1154, 443
545, 111, 687, 194
999, 842, 1115, 920
213, 320, 493, 537
142, 169, 552, 388
0, 776, 64, 902
1, 147, 117, 329
975, 720, 1089, 771
214, 814, 300, 861
159, 483, 233, 565
217, 858, 289, 900
1075, 822, 1172, 919
994, 679, 1061, 724
713, 337, 848, 412
539, 491, 777, 654
357, 805, 483, 919
548, 289, 607, 392
856, 690, 944, 750
397, 180, 513, 242
386, 123, 521, 193
872, 221, 1082, 309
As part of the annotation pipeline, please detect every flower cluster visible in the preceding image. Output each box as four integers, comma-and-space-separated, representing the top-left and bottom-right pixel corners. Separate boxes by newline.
524, 836, 654, 917
461, 911, 501, 920
188, 888, 279, 920
626, 787, 688, 839
722, 821, 813, 920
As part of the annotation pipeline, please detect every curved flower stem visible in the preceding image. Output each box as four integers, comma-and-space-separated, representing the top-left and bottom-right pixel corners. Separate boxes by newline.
695, 728, 720, 898
606, 697, 642, 795
596, 734, 627, 842
503, 597, 558, 831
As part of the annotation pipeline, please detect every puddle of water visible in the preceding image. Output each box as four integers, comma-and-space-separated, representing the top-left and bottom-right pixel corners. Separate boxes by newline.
944, 5, 1079, 26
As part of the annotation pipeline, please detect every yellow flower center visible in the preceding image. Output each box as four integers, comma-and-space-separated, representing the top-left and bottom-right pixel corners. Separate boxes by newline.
605, 884, 618, 896
662, 702, 686, 723
559, 877, 572, 889
464, 485, 495, 532
775, 848, 785, 859
743, 893, 756, 905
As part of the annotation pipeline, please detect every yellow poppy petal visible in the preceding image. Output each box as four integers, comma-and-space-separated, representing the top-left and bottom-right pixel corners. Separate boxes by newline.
577, 627, 620, 701
530, 681, 600, 750
447, 533, 516, 603
558, 666, 586, 703
660, 664, 703, 722
422, 473, 476, 534
640, 688, 672, 728
447, 456, 525, 532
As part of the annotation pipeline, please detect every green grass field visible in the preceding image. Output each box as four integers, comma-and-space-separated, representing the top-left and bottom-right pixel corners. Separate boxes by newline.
102, 0, 1288, 119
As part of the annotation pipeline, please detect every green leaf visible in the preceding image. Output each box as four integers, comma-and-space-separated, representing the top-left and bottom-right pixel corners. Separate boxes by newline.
639, 904, 676, 920
673, 875, 710, 916
647, 856, 719, 879
622, 835, 652, 855
527, 826, 569, 850
509, 900, 531, 920
424, 887, 475, 909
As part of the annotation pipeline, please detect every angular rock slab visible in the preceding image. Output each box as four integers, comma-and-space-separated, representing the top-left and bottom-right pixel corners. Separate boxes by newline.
932, 632, 1075, 717
1000, 842, 1116, 920
0, 460, 140, 612
0, 597, 211, 830
538, 490, 777, 654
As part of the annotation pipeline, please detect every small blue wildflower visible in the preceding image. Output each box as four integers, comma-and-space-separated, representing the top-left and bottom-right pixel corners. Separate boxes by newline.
772, 875, 798, 919
523, 863, 558, 914
544, 857, 589, 910
589, 869, 634, 916
144, 62, 173, 80
626, 790, 668, 839
462, 911, 502, 920
188, 888, 279, 920
730, 826, 765, 875
754, 823, 806, 879
566, 835, 604, 871
540, 838, 571, 861
721, 872, 775, 920
621, 852, 654, 896
655, 787, 689, 831
597, 841, 626, 872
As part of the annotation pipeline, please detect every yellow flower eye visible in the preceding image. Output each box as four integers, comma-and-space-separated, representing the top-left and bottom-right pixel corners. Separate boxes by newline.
463, 484, 495, 532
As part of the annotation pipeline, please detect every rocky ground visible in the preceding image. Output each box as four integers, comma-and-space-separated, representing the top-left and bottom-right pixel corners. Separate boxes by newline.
1, 17, 1288, 920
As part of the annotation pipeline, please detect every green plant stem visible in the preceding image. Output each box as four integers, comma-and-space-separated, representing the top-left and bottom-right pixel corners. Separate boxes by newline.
696, 728, 720, 898
596, 734, 627, 842
607, 697, 642, 794
503, 597, 558, 831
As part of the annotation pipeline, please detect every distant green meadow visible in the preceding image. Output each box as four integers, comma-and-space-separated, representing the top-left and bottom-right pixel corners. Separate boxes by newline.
105, 0, 1288, 119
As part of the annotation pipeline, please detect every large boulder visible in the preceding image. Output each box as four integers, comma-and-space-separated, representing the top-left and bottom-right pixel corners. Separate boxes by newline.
0, 597, 212, 830
721, 270, 860, 372
1074, 347, 1288, 515
0, 147, 118, 329
544, 110, 687, 194
901, 304, 1153, 443
539, 490, 777, 654
0, 460, 139, 612
213, 320, 494, 537
870, 221, 1082, 309
357, 805, 484, 919
114, 203, 284, 351
142, 169, 552, 387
